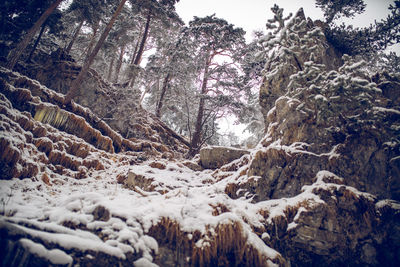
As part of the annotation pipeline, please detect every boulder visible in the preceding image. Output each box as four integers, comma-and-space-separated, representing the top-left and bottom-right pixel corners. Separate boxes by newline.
200, 146, 250, 169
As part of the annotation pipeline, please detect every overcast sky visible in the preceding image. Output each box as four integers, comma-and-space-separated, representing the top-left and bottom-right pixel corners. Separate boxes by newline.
176, 0, 396, 40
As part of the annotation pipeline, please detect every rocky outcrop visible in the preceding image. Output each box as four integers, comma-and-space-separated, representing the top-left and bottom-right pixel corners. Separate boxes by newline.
258, 171, 400, 266
0, 67, 188, 181
222, 7, 400, 266
200, 146, 250, 169
15, 51, 189, 153
245, 8, 400, 201
259, 9, 343, 119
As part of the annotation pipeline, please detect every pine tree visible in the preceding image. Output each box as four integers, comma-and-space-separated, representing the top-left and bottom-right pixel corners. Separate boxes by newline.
318, 0, 400, 56
184, 15, 246, 156
143, 25, 194, 117
63, 0, 109, 55
6, 0, 64, 70
315, 0, 366, 23
127, 0, 182, 87
64, 0, 128, 104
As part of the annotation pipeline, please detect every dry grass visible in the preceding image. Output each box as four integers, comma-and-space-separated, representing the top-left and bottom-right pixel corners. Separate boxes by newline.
34, 105, 114, 153
210, 203, 230, 216
148, 217, 285, 267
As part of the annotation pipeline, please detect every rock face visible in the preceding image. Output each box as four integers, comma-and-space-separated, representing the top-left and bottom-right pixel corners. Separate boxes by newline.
223, 8, 400, 266
200, 146, 250, 169
246, 9, 400, 201
259, 10, 343, 118
262, 172, 400, 266
16, 51, 189, 154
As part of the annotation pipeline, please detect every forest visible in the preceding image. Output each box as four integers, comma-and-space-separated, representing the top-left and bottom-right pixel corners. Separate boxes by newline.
0, 0, 400, 266
1, 0, 398, 155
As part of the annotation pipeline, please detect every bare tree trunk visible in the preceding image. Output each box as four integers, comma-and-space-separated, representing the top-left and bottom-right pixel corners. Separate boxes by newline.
66, 19, 84, 54
155, 73, 171, 118
107, 57, 115, 81
134, 12, 151, 66
114, 44, 125, 83
26, 21, 47, 62
6, 0, 64, 70
189, 54, 211, 156
65, 0, 128, 104
129, 11, 151, 87
130, 39, 140, 65
80, 21, 99, 61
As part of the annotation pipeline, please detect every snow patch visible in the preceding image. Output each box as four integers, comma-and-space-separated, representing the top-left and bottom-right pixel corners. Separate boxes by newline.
19, 238, 73, 265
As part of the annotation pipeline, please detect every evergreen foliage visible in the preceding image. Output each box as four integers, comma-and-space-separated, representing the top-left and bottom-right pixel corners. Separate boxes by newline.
0, 0, 64, 60
315, 0, 366, 23
317, 0, 400, 56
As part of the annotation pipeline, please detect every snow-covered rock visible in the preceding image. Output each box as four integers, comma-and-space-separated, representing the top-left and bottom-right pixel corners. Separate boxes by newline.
200, 146, 250, 169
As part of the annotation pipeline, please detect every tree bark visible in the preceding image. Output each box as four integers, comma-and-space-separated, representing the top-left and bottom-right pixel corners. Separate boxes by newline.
26, 21, 47, 62
134, 11, 151, 66
107, 57, 115, 81
80, 21, 99, 61
6, 0, 64, 70
65, 0, 128, 104
66, 19, 84, 54
129, 10, 151, 87
155, 73, 171, 118
114, 44, 125, 83
130, 39, 140, 65
189, 54, 211, 156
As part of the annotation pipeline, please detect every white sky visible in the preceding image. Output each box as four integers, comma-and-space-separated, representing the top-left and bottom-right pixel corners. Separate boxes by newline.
176, 0, 396, 40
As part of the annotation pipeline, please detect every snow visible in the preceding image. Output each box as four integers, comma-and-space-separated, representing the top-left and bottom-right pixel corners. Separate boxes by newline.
314, 94, 327, 101
19, 238, 73, 265
0, 67, 391, 266
11, 221, 127, 259
0, 143, 289, 264
372, 106, 400, 115
376, 199, 400, 210
134, 258, 159, 267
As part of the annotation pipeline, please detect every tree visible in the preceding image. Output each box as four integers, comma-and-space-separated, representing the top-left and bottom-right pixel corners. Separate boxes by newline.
63, 0, 109, 55
316, 0, 366, 24
142, 25, 193, 117
26, 9, 64, 62
64, 0, 128, 104
6, 0, 64, 70
185, 15, 246, 156
317, 0, 400, 56
1, 0, 57, 44
127, 0, 182, 87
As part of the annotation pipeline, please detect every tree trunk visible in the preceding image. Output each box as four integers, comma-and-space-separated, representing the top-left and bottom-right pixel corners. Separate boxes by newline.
80, 21, 99, 61
66, 19, 84, 54
26, 21, 47, 62
129, 10, 151, 87
134, 12, 151, 66
65, 0, 128, 104
6, 0, 64, 70
189, 54, 211, 156
0, 0, 5, 37
107, 57, 115, 81
130, 39, 140, 65
114, 44, 125, 83
155, 73, 171, 118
